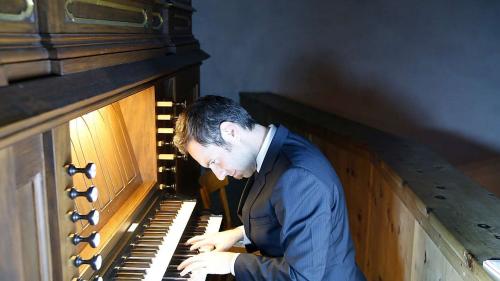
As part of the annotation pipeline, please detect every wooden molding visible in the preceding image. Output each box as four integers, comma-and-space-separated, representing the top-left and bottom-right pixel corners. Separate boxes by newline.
4, 60, 51, 81
51, 47, 170, 75
0, 33, 51, 83
42, 33, 172, 59
39, 33, 173, 75
0, 34, 48, 63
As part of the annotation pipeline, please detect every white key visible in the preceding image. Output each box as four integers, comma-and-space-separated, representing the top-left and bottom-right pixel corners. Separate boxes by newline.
143, 200, 196, 281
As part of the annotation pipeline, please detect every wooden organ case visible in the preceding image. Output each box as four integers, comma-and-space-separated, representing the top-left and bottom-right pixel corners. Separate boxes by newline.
0, 1, 220, 281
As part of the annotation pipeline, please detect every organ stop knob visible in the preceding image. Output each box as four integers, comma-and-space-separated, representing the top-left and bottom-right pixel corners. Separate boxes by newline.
66, 185, 98, 202
66, 163, 97, 179
71, 254, 102, 270
69, 231, 100, 248
68, 209, 100, 225
158, 166, 176, 173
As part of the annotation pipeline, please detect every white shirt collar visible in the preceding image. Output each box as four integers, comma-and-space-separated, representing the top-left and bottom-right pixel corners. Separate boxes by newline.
256, 124, 277, 172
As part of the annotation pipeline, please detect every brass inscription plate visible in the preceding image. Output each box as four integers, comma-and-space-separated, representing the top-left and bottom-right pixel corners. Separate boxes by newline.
65, 0, 149, 28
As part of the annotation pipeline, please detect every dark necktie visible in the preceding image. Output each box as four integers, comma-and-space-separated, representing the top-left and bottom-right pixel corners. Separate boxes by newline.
237, 172, 257, 219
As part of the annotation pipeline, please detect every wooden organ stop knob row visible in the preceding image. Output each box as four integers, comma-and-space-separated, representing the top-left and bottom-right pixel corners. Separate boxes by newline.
65, 162, 103, 276
156, 100, 186, 192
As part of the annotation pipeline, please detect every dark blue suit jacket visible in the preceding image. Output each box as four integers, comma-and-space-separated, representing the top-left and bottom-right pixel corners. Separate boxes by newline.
234, 125, 366, 281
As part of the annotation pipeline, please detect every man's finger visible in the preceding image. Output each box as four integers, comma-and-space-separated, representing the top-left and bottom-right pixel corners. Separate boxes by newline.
178, 255, 198, 270
186, 234, 207, 245
178, 252, 210, 270
189, 240, 214, 251
180, 260, 207, 276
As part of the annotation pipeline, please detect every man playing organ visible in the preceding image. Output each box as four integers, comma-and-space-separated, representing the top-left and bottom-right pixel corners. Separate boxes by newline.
174, 95, 366, 281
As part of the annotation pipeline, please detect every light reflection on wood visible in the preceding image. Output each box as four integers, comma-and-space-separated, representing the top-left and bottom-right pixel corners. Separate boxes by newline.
70, 102, 140, 235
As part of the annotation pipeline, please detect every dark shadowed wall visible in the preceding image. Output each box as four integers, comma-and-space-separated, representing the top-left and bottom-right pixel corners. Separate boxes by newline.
193, 0, 500, 193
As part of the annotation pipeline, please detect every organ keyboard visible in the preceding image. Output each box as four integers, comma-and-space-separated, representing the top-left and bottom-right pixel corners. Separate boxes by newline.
107, 199, 222, 281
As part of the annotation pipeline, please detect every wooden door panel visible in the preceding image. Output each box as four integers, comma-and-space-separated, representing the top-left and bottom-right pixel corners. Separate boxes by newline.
0, 0, 37, 33
0, 134, 52, 281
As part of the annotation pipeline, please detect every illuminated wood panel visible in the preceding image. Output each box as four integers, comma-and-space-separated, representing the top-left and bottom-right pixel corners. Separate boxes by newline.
69, 101, 142, 237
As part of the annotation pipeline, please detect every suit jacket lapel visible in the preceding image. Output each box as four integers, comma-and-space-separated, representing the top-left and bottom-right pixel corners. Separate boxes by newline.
240, 125, 289, 233
237, 173, 255, 220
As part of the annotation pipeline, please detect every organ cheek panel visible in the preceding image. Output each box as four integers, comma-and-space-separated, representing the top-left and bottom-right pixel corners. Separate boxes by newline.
1, 0, 213, 278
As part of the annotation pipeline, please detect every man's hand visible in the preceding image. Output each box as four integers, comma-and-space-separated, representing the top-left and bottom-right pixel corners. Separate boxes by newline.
187, 226, 244, 252
178, 252, 239, 276
185, 270, 208, 281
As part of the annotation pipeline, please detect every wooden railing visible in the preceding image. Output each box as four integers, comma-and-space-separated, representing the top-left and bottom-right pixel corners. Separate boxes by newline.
241, 92, 499, 281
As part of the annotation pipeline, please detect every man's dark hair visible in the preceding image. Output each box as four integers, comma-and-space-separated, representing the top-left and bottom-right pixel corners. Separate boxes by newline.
174, 95, 256, 154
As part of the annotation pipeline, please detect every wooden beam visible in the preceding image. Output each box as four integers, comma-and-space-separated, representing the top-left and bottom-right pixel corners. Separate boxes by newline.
0, 50, 209, 150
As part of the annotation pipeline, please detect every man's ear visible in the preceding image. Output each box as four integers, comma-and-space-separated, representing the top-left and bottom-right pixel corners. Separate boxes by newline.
220, 121, 239, 143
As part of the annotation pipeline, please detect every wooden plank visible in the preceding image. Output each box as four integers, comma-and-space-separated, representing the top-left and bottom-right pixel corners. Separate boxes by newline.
411, 221, 462, 281
362, 166, 415, 281
315, 136, 374, 270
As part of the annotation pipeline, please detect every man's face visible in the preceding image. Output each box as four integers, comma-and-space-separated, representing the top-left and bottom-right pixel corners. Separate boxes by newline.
186, 139, 256, 180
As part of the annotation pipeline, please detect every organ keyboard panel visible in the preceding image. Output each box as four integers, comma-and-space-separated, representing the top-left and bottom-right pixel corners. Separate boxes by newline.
162, 214, 223, 281
107, 199, 222, 281
64, 78, 208, 281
